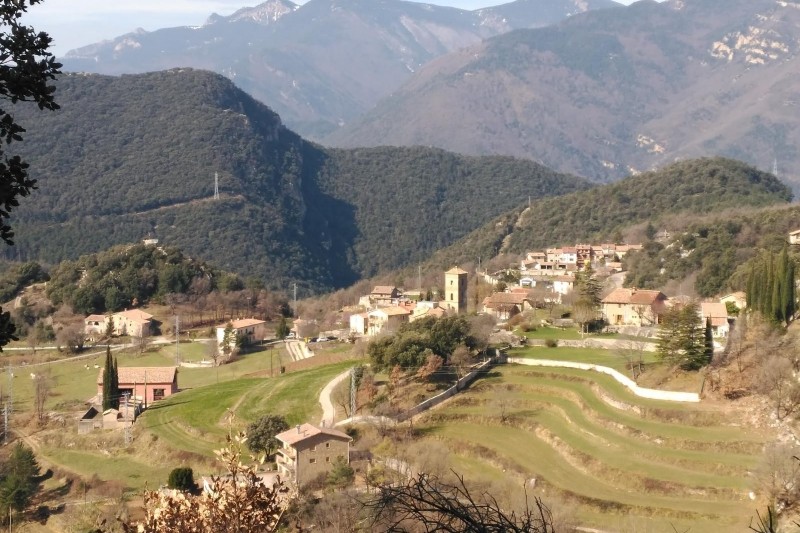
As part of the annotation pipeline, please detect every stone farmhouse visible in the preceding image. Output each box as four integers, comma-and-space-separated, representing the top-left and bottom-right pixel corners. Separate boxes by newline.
84, 309, 154, 340
601, 288, 668, 326
275, 423, 352, 487
481, 292, 535, 320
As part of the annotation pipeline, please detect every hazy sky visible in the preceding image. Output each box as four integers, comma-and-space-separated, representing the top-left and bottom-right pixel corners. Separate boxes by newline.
25, 0, 645, 56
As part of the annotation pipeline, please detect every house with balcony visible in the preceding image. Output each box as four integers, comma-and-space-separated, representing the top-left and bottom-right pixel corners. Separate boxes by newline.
275, 423, 352, 487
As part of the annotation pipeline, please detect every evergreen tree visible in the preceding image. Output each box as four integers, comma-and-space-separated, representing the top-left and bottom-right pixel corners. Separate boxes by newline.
745, 249, 797, 325
575, 264, 602, 309
678, 302, 706, 371
0, 443, 41, 517
656, 302, 707, 371
275, 316, 289, 339
703, 317, 714, 366
112, 356, 120, 409
102, 346, 119, 410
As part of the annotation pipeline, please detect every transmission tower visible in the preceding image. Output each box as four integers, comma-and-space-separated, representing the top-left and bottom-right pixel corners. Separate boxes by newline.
213, 172, 220, 200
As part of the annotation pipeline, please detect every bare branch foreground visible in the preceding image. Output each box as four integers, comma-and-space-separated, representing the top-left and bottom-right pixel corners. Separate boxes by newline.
364, 472, 556, 533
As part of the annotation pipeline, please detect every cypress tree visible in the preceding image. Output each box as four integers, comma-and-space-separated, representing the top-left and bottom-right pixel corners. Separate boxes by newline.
102, 346, 113, 410
111, 356, 119, 409
703, 317, 714, 366
787, 257, 796, 321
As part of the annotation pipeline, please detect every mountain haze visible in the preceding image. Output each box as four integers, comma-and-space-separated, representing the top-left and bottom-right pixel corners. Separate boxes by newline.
330, 0, 800, 189
9, 70, 589, 293
60, 0, 619, 139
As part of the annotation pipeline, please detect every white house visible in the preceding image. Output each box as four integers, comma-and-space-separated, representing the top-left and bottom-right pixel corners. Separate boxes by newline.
216, 318, 267, 354
699, 302, 730, 338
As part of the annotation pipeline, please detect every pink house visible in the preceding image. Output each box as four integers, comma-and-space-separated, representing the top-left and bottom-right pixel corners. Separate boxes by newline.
97, 366, 178, 406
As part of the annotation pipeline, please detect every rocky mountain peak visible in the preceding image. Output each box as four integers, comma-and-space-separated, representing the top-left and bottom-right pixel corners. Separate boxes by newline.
207, 0, 298, 26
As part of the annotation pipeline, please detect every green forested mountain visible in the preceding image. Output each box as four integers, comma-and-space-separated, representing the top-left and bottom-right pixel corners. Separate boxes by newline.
624, 203, 800, 298
8, 69, 589, 293
426, 158, 793, 270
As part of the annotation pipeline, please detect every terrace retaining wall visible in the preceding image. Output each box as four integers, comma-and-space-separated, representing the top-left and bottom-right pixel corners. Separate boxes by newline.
508, 357, 700, 403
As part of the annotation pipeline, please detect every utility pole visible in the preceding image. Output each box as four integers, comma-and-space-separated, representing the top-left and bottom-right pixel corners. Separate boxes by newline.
123, 393, 131, 445
3, 404, 7, 445
6, 366, 11, 416
349, 367, 357, 420
174, 315, 180, 366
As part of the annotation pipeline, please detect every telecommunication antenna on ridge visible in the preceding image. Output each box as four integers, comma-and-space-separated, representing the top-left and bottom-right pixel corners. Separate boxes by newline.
773, 158, 779, 178
213, 172, 220, 200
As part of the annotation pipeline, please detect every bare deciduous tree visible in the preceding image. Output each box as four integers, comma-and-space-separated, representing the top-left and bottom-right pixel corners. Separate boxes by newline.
758, 356, 800, 421
756, 442, 800, 511
363, 472, 555, 533
33, 371, 54, 424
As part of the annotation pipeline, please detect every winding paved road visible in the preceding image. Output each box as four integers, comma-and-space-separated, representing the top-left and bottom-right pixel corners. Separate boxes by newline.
319, 369, 351, 427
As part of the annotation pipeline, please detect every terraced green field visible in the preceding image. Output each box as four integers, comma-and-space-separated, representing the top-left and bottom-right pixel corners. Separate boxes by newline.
138, 361, 355, 456
416, 364, 769, 532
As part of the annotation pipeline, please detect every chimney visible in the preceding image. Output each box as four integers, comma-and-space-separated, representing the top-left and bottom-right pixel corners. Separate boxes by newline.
296, 424, 301, 434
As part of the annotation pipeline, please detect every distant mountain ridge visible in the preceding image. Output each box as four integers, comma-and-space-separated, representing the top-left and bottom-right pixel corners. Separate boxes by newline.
60, 0, 620, 139
9, 69, 590, 293
330, 0, 800, 189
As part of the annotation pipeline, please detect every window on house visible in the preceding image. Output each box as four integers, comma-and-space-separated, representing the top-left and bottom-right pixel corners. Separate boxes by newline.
325, 443, 330, 448
325, 457, 330, 463
310, 445, 316, 451
153, 388, 165, 400
450, 294, 453, 301
310, 458, 316, 464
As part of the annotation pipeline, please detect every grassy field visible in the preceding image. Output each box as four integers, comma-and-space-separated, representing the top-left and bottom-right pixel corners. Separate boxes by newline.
508, 345, 660, 374
413, 363, 769, 532
4, 340, 291, 412
14, 337, 358, 494
138, 360, 356, 457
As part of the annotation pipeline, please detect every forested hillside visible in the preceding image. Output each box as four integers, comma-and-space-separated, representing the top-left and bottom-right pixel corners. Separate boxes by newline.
426, 158, 792, 270
9, 70, 589, 293
624, 204, 800, 298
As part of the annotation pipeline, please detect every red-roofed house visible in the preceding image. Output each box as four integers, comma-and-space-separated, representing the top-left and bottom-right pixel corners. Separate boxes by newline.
601, 288, 667, 326
97, 366, 178, 406
275, 423, 352, 487
700, 302, 730, 337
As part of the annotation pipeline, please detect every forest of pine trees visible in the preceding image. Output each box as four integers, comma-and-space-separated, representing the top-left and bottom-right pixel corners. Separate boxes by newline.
746, 248, 796, 325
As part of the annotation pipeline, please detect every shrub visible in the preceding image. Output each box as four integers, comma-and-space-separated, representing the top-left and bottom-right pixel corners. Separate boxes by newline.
545, 339, 558, 348
167, 467, 196, 493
